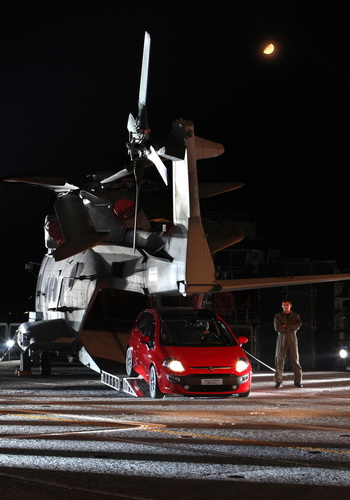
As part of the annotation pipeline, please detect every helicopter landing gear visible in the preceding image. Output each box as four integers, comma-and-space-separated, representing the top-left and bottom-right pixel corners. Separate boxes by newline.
17, 350, 52, 376
18, 350, 32, 375
40, 351, 51, 376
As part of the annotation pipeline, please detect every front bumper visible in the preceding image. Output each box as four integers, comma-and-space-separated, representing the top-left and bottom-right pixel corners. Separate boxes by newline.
166, 372, 250, 394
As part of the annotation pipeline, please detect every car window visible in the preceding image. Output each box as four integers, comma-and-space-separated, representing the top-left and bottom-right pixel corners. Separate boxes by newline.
137, 312, 154, 337
160, 318, 236, 346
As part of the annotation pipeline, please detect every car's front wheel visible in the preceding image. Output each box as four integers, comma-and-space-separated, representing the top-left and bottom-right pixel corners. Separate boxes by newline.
125, 347, 137, 377
149, 365, 163, 399
238, 388, 250, 397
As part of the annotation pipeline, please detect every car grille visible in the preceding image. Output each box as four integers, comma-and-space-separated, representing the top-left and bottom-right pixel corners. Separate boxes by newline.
190, 366, 231, 370
167, 373, 247, 393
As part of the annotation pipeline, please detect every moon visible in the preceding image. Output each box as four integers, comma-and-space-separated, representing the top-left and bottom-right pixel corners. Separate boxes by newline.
263, 43, 275, 55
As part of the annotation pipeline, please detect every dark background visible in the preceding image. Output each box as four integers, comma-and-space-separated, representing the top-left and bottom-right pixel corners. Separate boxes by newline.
1, 1, 349, 319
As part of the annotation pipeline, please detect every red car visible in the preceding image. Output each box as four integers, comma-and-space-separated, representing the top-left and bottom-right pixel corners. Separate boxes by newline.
125, 307, 252, 398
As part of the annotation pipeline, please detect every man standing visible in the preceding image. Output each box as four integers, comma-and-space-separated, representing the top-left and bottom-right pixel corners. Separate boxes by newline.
274, 300, 303, 388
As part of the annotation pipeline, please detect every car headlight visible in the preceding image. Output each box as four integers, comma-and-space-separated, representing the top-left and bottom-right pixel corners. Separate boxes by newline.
162, 358, 185, 372
339, 348, 348, 359
236, 357, 249, 373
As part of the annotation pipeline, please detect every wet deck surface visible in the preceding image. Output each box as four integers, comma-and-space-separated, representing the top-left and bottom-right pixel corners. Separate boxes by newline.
0, 360, 350, 499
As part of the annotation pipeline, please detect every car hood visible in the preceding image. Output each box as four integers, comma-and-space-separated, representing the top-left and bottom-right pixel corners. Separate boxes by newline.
161, 345, 248, 368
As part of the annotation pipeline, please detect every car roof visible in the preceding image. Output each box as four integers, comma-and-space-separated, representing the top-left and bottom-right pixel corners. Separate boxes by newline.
147, 307, 216, 320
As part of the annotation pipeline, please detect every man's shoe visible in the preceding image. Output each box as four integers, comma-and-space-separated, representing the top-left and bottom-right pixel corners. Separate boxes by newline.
294, 383, 303, 388
275, 383, 283, 388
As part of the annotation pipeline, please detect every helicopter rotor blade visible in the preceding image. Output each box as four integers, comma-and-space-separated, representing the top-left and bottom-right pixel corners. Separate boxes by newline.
102, 32, 167, 187
100, 168, 132, 184
147, 146, 168, 185
138, 31, 150, 131
4, 176, 79, 193
127, 113, 137, 134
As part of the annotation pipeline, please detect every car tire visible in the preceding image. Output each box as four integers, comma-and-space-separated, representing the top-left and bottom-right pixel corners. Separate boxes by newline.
238, 389, 250, 397
149, 365, 163, 399
125, 347, 137, 377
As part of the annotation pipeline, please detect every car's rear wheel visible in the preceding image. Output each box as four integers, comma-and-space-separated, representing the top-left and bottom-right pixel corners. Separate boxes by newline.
149, 365, 163, 399
125, 347, 137, 377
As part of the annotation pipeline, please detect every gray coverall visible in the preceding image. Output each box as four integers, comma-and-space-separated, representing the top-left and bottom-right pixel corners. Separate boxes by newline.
274, 311, 302, 385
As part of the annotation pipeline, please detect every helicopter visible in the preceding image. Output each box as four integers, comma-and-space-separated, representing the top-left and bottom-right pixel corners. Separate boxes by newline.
5, 32, 350, 376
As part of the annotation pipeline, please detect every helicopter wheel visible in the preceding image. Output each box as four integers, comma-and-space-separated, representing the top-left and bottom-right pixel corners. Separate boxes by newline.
20, 350, 31, 372
40, 351, 51, 376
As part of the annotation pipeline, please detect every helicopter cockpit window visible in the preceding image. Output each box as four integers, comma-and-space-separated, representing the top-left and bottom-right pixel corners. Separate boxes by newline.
67, 263, 84, 290
45, 275, 58, 302
51, 276, 58, 302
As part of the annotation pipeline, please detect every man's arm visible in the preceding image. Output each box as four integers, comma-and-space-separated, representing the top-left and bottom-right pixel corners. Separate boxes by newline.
286, 313, 302, 333
274, 313, 288, 333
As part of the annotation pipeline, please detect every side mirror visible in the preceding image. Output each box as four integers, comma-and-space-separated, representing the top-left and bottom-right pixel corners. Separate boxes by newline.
140, 336, 150, 344
237, 336, 248, 345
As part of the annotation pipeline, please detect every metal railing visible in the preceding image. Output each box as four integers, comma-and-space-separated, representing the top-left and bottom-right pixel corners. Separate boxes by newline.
0, 323, 21, 339
0, 323, 21, 362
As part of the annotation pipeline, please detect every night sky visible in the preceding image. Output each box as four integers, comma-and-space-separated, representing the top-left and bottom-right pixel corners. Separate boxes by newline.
1, 1, 349, 318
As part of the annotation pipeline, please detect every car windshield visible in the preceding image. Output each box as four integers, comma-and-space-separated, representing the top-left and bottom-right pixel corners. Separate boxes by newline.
160, 317, 236, 346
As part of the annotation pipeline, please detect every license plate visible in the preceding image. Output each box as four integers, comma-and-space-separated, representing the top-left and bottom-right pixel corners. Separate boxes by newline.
201, 378, 223, 385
